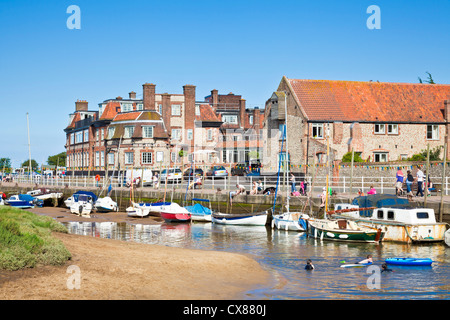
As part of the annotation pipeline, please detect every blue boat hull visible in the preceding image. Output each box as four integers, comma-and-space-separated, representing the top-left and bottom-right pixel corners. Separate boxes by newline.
385, 258, 433, 266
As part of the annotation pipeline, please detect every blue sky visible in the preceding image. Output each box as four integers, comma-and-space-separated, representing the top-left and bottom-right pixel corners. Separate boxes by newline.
0, 0, 449, 168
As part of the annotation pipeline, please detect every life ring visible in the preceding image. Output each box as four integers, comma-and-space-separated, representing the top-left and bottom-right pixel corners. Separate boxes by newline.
95, 175, 101, 181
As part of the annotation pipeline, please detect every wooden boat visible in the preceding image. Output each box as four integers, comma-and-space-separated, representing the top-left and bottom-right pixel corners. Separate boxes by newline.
211, 211, 268, 226
333, 194, 448, 243
307, 217, 384, 243
385, 257, 433, 266
94, 196, 118, 213
272, 211, 309, 231
160, 203, 191, 223
185, 198, 212, 222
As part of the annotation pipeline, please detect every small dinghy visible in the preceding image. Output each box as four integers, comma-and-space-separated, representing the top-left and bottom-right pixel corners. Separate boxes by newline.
385, 257, 433, 266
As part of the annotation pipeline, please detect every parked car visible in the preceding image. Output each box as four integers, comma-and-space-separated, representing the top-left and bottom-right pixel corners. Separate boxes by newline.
206, 166, 228, 178
183, 168, 204, 177
231, 163, 248, 176
160, 168, 183, 182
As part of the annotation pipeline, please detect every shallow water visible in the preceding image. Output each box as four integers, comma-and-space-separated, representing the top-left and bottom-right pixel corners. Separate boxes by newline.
63, 221, 450, 300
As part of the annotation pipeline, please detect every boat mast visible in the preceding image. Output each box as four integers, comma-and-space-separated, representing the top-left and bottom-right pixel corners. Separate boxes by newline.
26, 112, 32, 180
284, 93, 290, 212
325, 123, 330, 214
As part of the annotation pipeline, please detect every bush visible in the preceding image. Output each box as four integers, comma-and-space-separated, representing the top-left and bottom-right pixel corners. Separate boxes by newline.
0, 207, 71, 270
341, 151, 364, 162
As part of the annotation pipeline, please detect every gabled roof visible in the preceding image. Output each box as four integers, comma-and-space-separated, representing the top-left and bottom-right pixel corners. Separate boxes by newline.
111, 111, 162, 122
195, 104, 222, 123
285, 78, 450, 123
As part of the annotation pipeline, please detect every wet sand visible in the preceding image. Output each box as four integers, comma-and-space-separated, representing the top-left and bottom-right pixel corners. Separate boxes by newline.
0, 207, 270, 300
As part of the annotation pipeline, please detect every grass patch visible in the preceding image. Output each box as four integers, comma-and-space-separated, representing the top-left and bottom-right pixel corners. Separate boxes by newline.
0, 206, 71, 271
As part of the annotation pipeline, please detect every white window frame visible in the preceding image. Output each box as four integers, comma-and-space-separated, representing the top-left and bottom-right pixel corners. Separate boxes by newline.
195, 105, 200, 116
427, 124, 439, 140
249, 115, 254, 125
121, 103, 133, 112
171, 104, 181, 116
84, 129, 89, 142
222, 115, 238, 124
207, 129, 213, 141
187, 129, 193, 140
142, 152, 152, 164
142, 126, 154, 138
125, 152, 134, 165
124, 126, 135, 138
108, 153, 115, 165
311, 123, 323, 139
95, 151, 100, 167
136, 103, 143, 111
171, 129, 181, 140
374, 124, 386, 134
374, 152, 388, 162
108, 127, 115, 139
387, 124, 398, 135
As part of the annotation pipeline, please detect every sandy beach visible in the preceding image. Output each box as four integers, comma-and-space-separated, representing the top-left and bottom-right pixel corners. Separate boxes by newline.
0, 207, 271, 300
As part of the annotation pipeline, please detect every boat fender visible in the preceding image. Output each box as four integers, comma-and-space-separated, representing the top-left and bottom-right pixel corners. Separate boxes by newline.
79, 205, 83, 215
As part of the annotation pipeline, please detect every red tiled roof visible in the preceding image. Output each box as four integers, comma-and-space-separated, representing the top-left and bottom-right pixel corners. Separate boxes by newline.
195, 104, 221, 123
99, 101, 121, 120
286, 78, 450, 123
66, 112, 81, 129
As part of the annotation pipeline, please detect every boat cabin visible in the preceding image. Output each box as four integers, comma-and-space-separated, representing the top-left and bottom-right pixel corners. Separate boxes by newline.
371, 207, 437, 225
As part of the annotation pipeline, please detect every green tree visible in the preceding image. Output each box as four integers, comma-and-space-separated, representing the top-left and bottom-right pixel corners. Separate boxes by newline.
0, 158, 12, 171
407, 145, 442, 161
21, 159, 39, 171
418, 71, 436, 84
341, 151, 364, 162
47, 152, 66, 167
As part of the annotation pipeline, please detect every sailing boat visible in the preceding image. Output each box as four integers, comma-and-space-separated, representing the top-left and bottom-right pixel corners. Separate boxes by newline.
95, 136, 121, 213
305, 124, 384, 243
271, 102, 309, 231
126, 163, 150, 217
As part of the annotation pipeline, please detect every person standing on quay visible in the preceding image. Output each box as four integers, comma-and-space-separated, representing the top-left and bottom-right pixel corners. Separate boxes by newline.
416, 166, 424, 197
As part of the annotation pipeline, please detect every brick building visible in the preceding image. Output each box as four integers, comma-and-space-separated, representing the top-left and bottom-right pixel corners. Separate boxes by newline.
204, 90, 264, 163
65, 83, 263, 175
262, 76, 450, 174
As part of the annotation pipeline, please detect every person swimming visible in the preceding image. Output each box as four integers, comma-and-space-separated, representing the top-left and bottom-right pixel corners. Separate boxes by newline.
357, 255, 373, 264
381, 263, 393, 273
305, 259, 315, 270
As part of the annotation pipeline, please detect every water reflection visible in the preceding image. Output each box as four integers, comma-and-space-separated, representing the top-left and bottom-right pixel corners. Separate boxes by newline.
62, 221, 450, 300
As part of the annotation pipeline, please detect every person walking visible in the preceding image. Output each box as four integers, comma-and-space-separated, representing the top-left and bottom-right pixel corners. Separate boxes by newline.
416, 166, 424, 197
395, 167, 404, 196
290, 174, 297, 194
406, 170, 414, 196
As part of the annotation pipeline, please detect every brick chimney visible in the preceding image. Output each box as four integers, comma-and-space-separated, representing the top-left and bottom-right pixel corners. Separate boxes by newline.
184, 85, 196, 137
75, 100, 88, 111
129, 91, 136, 99
211, 89, 218, 111
239, 99, 246, 129
161, 93, 171, 130
143, 83, 156, 110
253, 107, 260, 130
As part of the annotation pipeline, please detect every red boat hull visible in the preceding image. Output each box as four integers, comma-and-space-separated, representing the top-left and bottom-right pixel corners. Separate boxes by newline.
160, 211, 191, 223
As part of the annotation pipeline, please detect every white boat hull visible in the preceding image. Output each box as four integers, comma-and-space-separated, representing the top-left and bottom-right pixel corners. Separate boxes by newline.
191, 214, 212, 222
95, 197, 118, 212
212, 211, 268, 226
272, 212, 309, 231
70, 202, 93, 216
445, 229, 450, 247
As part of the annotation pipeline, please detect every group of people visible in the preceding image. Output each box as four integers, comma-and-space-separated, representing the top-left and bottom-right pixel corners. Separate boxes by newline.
304, 255, 393, 272
289, 174, 308, 196
395, 166, 434, 198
